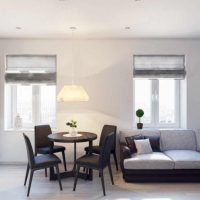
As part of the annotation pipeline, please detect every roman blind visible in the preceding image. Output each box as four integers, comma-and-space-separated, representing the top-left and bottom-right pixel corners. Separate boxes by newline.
133, 55, 186, 79
5, 55, 56, 84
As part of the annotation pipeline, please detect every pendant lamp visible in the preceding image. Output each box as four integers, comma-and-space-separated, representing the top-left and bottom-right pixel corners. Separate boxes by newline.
57, 27, 89, 102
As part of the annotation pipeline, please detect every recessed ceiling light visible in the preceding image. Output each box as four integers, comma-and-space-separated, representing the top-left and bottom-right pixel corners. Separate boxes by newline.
69, 27, 77, 30
125, 26, 131, 30
16, 27, 22, 30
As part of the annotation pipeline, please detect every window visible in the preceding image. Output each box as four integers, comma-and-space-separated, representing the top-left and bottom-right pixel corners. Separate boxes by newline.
5, 55, 56, 130
134, 55, 185, 128
134, 79, 180, 127
5, 85, 56, 129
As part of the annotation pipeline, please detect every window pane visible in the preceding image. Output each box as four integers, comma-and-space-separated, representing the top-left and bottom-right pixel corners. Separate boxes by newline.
17, 85, 33, 125
40, 85, 56, 127
159, 80, 175, 124
135, 80, 152, 124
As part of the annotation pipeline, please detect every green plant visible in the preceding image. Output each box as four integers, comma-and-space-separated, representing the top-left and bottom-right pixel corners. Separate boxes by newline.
136, 109, 144, 123
66, 120, 77, 128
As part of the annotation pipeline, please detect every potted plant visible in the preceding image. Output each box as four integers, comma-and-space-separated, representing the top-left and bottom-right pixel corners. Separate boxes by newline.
66, 120, 77, 136
136, 109, 144, 129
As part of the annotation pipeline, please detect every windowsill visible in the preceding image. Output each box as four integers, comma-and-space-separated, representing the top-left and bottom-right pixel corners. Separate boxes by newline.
3, 128, 57, 133
132, 126, 184, 130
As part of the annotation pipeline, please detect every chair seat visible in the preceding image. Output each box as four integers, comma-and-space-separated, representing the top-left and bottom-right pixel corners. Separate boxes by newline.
37, 145, 65, 154
76, 154, 100, 168
85, 145, 101, 154
34, 154, 61, 168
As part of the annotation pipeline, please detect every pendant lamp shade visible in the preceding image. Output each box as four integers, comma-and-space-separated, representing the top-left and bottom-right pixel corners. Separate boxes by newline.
57, 85, 89, 102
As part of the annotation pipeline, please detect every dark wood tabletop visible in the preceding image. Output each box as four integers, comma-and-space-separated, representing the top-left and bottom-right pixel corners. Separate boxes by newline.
48, 131, 97, 143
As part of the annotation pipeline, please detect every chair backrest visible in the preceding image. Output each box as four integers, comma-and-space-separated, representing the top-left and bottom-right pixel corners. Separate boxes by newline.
23, 133, 35, 168
99, 132, 115, 168
99, 125, 117, 151
35, 125, 53, 150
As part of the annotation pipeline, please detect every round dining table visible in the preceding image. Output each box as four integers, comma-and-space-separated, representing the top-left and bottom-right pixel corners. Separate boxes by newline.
48, 131, 97, 181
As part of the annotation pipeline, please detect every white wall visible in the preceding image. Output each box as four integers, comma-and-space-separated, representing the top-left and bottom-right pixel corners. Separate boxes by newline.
0, 39, 200, 163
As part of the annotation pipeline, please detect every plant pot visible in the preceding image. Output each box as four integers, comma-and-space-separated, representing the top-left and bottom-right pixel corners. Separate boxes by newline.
137, 123, 143, 129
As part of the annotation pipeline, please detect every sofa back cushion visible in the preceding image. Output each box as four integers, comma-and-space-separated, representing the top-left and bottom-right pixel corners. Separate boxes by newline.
160, 130, 197, 151
120, 129, 160, 143
195, 129, 200, 151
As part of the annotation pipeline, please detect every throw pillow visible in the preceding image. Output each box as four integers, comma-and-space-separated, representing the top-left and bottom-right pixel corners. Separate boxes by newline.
144, 135, 160, 152
125, 134, 144, 153
134, 138, 153, 155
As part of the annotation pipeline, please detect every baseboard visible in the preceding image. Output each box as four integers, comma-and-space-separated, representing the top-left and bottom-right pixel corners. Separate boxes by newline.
0, 162, 26, 165
0, 161, 75, 165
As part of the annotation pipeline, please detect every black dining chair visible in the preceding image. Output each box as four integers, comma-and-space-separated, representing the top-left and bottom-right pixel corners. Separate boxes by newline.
23, 133, 62, 197
35, 125, 67, 175
73, 132, 115, 196
84, 125, 118, 171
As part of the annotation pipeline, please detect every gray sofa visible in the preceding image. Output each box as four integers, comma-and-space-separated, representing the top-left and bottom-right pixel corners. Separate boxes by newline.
120, 129, 200, 182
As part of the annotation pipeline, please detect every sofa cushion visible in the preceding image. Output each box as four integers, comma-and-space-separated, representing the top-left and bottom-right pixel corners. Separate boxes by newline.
120, 129, 160, 143
134, 139, 153, 155
164, 150, 200, 169
160, 130, 197, 151
123, 152, 174, 170
195, 129, 200, 151
125, 134, 144, 153
144, 135, 160, 152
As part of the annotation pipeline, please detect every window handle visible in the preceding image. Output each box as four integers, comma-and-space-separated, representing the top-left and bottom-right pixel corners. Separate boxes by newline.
152, 94, 158, 101
155, 94, 158, 101
152, 94, 155, 101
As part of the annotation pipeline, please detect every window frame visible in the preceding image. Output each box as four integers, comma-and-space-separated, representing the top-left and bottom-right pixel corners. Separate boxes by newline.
134, 79, 180, 128
5, 84, 56, 130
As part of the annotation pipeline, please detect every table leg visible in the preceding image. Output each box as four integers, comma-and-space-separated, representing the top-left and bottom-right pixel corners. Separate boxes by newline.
72, 142, 77, 172
49, 139, 95, 181
88, 140, 93, 180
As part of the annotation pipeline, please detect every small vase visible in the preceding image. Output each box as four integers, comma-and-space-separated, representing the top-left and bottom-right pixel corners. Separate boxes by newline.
70, 127, 78, 136
14, 114, 22, 129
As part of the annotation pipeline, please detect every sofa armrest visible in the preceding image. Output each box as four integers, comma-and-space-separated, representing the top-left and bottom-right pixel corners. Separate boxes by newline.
121, 145, 132, 159
120, 143, 131, 171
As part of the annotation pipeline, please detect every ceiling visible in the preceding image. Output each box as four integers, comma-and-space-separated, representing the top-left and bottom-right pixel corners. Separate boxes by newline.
0, 0, 200, 39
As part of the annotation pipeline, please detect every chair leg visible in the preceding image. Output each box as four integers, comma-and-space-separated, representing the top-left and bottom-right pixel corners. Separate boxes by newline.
24, 164, 29, 186
73, 165, 80, 191
83, 167, 86, 172
27, 170, 34, 197
108, 163, 114, 185
83, 151, 88, 172
62, 150, 67, 171
45, 168, 47, 177
85, 168, 89, 180
113, 152, 118, 171
100, 169, 106, 196
55, 164, 62, 191
36, 152, 48, 177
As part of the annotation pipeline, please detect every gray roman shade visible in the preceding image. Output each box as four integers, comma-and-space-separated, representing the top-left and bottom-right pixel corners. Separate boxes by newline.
5, 55, 56, 84
133, 55, 186, 79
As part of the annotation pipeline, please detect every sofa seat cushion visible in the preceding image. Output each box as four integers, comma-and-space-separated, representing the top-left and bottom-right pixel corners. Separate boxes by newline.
123, 152, 174, 170
164, 150, 200, 169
